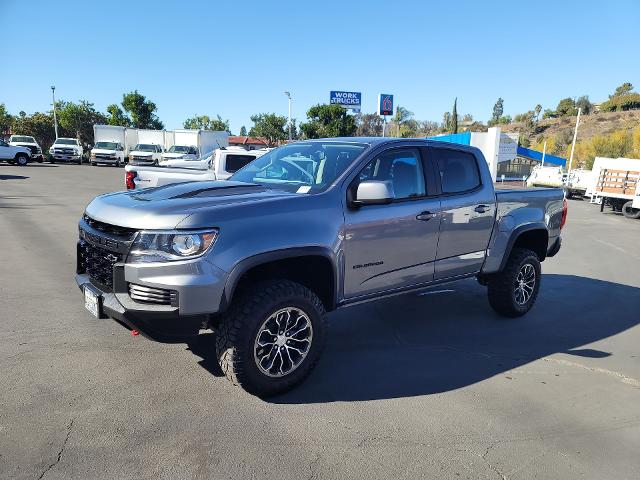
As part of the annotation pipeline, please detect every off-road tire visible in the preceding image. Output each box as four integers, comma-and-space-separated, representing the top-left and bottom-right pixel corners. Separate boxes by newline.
216, 279, 328, 397
487, 248, 541, 317
622, 201, 640, 219
15, 154, 28, 166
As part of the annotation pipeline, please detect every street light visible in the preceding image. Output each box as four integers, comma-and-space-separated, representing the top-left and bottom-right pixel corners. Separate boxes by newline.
284, 91, 292, 141
51, 86, 59, 139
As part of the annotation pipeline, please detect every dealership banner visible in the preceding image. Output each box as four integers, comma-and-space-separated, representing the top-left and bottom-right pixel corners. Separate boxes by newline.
330, 91, 361, 112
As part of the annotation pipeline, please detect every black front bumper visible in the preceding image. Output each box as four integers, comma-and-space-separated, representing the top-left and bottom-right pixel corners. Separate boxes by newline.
76, 273, 206, 341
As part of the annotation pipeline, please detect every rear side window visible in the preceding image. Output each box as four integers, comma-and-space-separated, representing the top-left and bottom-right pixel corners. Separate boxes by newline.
225, 154, 257, 173
433, 148, 481, 194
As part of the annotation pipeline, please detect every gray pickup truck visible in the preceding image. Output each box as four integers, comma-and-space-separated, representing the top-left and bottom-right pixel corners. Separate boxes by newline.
76, 138, 566, 396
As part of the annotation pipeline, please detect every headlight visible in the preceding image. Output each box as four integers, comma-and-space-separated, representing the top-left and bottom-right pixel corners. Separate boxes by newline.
127, 229, 218, 263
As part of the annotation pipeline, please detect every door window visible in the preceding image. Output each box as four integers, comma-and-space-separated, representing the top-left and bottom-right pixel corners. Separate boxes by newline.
357, 148, 426, 200
433, 148, 481, 194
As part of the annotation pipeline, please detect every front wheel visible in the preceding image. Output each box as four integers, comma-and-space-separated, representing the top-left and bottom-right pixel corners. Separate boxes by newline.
216, 279, 328, 397
622, 201, 640, 219
15, 154, 28, 166
487, 248, 541, 317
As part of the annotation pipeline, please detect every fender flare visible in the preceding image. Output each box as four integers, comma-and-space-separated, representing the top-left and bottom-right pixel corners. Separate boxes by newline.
498, 222, 548, 271
219, 246, 339, 312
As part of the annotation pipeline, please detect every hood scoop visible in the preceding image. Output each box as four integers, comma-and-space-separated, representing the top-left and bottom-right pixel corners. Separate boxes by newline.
130, 181, 265, 201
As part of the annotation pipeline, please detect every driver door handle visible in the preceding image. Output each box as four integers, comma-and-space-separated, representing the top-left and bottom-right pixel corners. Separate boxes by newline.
474, 204, 491, 213
416, 211, 436, 221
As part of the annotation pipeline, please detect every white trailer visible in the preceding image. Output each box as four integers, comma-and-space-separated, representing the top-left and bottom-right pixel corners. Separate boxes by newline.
136, 129, 170, 149
161, 129, 229, 162
587, 157, 640, 219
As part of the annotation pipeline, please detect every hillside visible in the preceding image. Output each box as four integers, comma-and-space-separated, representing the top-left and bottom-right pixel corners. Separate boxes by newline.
501, 109, 640, 143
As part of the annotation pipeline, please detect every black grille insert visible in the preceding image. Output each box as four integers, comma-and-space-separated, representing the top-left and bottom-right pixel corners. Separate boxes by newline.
83, 214, 136, 239
78, 240, 122, 288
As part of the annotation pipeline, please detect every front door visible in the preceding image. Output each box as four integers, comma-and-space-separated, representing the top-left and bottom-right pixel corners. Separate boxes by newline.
343, 147, 442, 298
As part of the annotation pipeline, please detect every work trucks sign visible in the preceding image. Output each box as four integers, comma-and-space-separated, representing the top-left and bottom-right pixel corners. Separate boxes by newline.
330, 91, 361, 112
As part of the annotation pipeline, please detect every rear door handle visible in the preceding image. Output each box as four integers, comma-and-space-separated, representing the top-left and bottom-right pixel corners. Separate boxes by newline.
474, 204, 491, 213
416, 211, 436, 221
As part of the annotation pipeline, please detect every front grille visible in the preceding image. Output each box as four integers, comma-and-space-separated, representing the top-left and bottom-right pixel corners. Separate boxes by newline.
82, 214, 136, 239
129, 283, 177, 305
54, 148, 76, 155
95, 153, 116, 159
78, 241, 122, 288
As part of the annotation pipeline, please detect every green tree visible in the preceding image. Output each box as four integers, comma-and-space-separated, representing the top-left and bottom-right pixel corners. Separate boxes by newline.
299, 104, 356, 139
183, 114, 230, 132
11, 111, 56, 149
542, 108, 557, 119
599, 93, 640, 112
451, 98, 458, 134
57, 100, 108, 145
121, 90, 164, 129
248, 113, 288, 146
392, 106, 414, 137
612, 82, 634, 97
575, 95, 592, 114
0, 103, 13, 135
492, 98, 504, 123
106, 104, 131, 127
534, 104, 542, 121
555, 97, 577, 117
239, 125, 247, 136
355, 113, 383, 136
442, 111, 451, 131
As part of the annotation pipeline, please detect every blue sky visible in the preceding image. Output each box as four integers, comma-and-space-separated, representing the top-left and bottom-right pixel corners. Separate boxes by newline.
2, 0, 638, 133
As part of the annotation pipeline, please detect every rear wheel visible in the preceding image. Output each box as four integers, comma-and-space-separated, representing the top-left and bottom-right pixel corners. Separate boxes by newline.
15, 154, 28, 166
216, 279, 327, 397
487, 248, 541, 317
622, 201, 640, 219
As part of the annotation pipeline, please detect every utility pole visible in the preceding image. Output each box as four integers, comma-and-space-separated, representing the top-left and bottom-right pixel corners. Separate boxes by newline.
567, 107, 581, 173
284, 91, 292, 141
51, 86, 59, 139
541, 140, 547, 166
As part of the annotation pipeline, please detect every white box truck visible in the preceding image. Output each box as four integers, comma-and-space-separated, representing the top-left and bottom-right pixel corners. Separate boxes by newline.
90, 125, 138, 167
129, 129, 172, 166
160, 130, 228, 163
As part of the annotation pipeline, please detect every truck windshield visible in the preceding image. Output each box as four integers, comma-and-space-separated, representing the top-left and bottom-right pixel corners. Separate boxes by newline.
134, 144, 156, 152
94, 142, 119, 149
55, 139, 78, 145
11, 136, 36, 143
230, 142, 368, 193
167, 146, 191, 153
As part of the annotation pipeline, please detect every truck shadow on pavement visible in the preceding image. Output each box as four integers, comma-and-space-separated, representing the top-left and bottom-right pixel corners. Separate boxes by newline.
265, 274, 640, 404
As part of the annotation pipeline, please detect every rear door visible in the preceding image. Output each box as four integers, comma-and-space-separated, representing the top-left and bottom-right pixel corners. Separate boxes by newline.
343, 147, 442, 298
430, 146, 495, 279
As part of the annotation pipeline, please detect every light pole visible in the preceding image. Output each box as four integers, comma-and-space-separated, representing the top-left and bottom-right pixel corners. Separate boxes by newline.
567, 107, 581, 174
284, 91, 292, 141
51, 86, 59, 139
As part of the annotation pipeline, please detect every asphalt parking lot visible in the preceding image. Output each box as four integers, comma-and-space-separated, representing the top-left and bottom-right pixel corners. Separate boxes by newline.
1, 163, 639, 480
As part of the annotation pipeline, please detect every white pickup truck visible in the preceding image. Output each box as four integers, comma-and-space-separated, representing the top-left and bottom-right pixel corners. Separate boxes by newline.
124, 148, 267, 190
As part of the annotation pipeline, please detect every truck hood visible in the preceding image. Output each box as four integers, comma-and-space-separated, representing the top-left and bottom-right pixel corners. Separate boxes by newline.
85, 181, 297, 230
11, 142, 39, 148
130, 151, 153, 157
91, 148, 117, 155
162, 153, 191, 159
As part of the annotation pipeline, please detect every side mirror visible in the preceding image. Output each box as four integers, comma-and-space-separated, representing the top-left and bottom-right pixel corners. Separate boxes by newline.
352, 180, 394, 207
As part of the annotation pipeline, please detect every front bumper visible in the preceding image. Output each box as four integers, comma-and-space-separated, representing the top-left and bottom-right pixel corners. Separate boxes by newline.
76, 255, 228, 339
51, 153, 82, 161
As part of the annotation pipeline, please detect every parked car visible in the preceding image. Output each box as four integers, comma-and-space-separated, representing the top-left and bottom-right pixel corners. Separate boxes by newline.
90, 125, 138, 166
76, 138, 566, 396
49, 138, 83, 164
0, 139, 31, 166
125, 147, 268, 189
128, 144, 163, 166
526, 165, 564, 188
160, 145, 199, 163
8, 135, 43, 162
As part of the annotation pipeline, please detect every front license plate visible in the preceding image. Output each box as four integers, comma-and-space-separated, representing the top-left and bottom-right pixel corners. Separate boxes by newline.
84, 286, 100, 318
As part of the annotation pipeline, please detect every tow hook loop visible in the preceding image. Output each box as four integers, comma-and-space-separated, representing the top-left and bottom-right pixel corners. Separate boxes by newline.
131, 329, 140, 336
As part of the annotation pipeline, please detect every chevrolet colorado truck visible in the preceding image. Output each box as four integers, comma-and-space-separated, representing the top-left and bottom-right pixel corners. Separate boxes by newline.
76, 138, 566, 396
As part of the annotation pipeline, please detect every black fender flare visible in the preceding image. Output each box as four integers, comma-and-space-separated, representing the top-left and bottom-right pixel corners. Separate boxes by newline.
219, 246, 340, 312
498, 222, 548, 271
